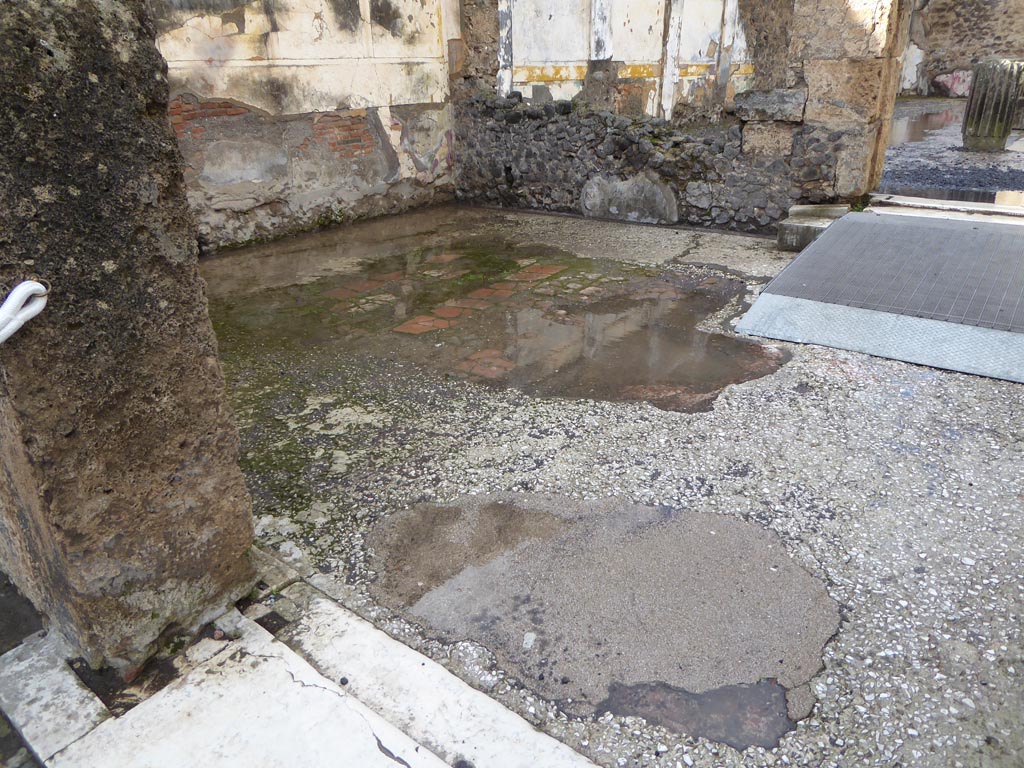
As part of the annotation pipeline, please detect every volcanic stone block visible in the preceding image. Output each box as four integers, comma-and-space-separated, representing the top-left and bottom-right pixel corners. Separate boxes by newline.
580, 174, 679, 225
0, 0, 255, 672
732, 89, 807, 123
790, 0, 908, 60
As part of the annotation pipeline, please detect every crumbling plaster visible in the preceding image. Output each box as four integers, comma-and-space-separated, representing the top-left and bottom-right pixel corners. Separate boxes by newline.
455, 0, 908, 229
155, 0, 461, 248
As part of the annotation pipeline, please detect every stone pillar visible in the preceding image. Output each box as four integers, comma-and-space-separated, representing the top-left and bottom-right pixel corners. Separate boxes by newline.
962, 59, 1024, 151
792, 0, 911, 197
0, 1, 255, 673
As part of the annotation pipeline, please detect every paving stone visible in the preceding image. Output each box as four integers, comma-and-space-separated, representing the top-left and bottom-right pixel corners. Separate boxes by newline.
0, 632, 110, 762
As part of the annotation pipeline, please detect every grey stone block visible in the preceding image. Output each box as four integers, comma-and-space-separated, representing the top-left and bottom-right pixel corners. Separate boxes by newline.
777, 204, 850, 251
733, 89, 807, 122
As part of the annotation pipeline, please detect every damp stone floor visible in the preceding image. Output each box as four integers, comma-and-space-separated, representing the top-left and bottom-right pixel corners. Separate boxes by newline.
201, 206, 1024, 768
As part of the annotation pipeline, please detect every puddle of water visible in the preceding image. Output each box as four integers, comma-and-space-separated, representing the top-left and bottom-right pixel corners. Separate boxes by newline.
209, 239, 784, 414
876, 185, 1024, 207
507, 293, 783, 412
369, 493, 840, 751
597, 680, 793, 751
368, 500, 567, 606
0, 571, 42, 656
887, 109, 961, 147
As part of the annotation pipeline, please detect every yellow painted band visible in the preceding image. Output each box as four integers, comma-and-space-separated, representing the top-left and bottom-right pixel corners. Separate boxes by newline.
512, 65, 588, 83
678, 63, 713, 77
513, 63, 663, 83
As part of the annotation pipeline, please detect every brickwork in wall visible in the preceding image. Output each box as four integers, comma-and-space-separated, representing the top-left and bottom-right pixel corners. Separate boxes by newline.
169, 96, 251, 140
303, 112, 378, 160
166, 93, 454, 249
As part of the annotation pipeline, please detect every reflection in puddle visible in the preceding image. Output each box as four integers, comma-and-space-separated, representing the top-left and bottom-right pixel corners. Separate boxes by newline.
507, 294, 783, 412
368, 501, 567, 606
210, 240, 785, 413
887, 109, 961, 147
0, 571, 42, 656
598, 680, 793, 751
877, 185, 1024, 206
882, 102, 1024, 207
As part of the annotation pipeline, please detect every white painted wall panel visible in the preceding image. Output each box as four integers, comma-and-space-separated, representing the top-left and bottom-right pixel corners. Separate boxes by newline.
370, 0, 445, 59
158, 0, 450, 114
167, 61, 449, 114
676, 0, 723, 62
609, 0, 665, 63
512, 0, 591, 65
721, 0, 749, 63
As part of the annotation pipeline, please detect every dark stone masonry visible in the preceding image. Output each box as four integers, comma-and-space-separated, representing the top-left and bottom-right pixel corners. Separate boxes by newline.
455, 91, 844, 233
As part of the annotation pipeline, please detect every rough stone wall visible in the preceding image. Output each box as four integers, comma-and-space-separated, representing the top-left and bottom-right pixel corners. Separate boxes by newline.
456, 94, 838, 231
901, 0, 1024, 96
0, 0, 255, 671
461, 0, 501, 88
156, 0, 460, 250
737, 0, 798, 91
455, 0, 907, 230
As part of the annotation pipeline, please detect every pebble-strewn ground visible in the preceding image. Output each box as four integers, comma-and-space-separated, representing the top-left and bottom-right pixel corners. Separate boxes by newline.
204, 208, 1024, 768
881, 98, 1024, 200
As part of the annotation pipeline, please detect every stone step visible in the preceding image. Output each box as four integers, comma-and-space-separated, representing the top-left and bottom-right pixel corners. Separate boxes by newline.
0, 597, 598, 768
777, 204, 851, 252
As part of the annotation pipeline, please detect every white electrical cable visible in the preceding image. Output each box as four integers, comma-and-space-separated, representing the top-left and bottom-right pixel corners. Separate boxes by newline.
0, 281, 49, 346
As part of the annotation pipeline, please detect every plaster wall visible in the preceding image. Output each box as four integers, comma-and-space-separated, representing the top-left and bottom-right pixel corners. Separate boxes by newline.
456, 0, 907, 229
155, 0, 461, 248
507, 0, 755, 120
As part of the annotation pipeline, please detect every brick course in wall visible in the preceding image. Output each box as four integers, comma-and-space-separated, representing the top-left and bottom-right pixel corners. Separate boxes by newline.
169, 96, 251, 139
304, 111, 378, 160
164, 94, 454, 249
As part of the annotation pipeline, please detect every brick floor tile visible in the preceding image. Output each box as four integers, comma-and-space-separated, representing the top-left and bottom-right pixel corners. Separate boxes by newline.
523, 265, 567, 276
393, 315, 454, 334
468, 349, 503, 361
325, 286, 360, 300
432, 306, 470, 319
449, 298, 492, 310
468, 288, 497, 299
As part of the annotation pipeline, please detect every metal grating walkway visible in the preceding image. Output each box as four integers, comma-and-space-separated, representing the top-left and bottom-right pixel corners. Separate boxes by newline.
738, 211, 1024, 382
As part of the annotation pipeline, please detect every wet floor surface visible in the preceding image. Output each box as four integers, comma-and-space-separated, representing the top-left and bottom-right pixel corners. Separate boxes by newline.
881, 98, 1024, 205
597, 681, 793, 751
0, 710, 40, 768
0, 572, 41, 658
0, 572, 42, 768
210, 237, 783, 415
204, 207, 1024, 767
0, 573, 41, 765
366, 493, 838, 751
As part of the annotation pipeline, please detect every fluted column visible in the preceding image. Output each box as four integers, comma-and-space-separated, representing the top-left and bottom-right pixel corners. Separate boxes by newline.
962, 59, 1024, 151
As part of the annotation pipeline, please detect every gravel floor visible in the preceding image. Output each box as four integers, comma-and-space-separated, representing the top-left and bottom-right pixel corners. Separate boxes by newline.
881, 98, 1024, 200
205, 208, 1024, 768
